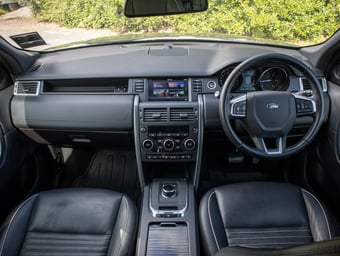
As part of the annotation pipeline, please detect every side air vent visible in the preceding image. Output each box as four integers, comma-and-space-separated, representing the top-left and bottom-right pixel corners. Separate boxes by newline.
143, 108, 167, 122
170, 108, 195, 121
192, 80, 203, 92
300, 78, 327, 92
14, 81, 40, 96
134, 79, 145, 93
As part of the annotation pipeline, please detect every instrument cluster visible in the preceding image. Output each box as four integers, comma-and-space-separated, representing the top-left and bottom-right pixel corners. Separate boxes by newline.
218, 64, 290, 92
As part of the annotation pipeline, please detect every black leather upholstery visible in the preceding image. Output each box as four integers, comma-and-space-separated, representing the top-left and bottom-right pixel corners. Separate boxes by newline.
0, 188, 137, 256
215, 238, 340, 256
199, 182, 338, 256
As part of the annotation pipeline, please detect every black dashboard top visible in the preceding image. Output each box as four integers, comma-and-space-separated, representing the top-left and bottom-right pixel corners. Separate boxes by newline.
17, 42, 309, 81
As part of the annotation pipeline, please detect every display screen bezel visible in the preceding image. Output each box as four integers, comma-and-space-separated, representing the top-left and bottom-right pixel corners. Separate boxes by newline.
148, 78, 189, 101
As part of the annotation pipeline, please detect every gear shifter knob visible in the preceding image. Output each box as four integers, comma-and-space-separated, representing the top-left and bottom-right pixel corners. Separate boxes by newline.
161, 183, 177, 198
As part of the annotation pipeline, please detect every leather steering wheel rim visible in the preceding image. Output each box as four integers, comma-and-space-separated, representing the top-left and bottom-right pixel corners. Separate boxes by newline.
219, 53, 325, 159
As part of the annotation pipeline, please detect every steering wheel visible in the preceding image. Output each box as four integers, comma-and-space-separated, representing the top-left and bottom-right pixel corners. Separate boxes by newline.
219, 53, 325, 159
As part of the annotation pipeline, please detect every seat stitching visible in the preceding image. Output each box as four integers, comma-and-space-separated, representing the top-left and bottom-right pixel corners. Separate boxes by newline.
0, 194, 38, 256
207, 190, 221, 251
235, 241, 310, 246
227, 235, 313, 239
227, 229, 310, 234
301, 189, 332, 240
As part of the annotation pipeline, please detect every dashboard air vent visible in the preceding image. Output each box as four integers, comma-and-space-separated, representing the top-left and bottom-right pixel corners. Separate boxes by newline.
14, 81, 40, 96
192, 80, 203, 92
300, 78, 327, 92
134, 80, 145, 93
143, 108, 167, 122
170, 108, 195, 121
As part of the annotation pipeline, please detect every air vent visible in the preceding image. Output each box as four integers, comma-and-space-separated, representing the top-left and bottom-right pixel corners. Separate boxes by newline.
300, 78, 327, 92
14, 81, 40, 96
143, 108, 167, 122
192, 80, 203, 92
134, 79, 145, 93
170, 108, 195, 121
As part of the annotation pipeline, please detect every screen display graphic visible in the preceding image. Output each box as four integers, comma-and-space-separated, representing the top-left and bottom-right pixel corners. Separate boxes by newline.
149, 79, 188, 101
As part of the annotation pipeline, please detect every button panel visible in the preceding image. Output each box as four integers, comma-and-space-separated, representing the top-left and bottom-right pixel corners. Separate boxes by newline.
295, 98, 315, 114
140, 125, 197, 162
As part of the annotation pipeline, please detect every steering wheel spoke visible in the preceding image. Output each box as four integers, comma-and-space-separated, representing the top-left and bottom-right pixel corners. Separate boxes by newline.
230, 94, 247, 118
293, 93, 317, 116
252, 136, 287, 155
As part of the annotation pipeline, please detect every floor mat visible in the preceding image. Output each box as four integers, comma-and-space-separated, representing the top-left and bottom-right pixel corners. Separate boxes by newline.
73, 150, 140, 202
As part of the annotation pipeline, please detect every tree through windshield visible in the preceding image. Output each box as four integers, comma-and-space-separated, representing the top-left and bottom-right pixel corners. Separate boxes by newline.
1, 0, 339, 50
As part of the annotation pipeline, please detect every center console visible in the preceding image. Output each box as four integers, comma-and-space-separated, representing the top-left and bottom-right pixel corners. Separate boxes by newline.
139, 102, 199, 162
136, 179, 199, 256
133, 78, 203, 256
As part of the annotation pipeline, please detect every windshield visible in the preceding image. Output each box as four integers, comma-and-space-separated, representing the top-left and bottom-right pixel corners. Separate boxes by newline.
0, 0, 339, 51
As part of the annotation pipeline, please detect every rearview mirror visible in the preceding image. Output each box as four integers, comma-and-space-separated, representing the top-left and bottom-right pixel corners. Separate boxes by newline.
124, 0, 208, 17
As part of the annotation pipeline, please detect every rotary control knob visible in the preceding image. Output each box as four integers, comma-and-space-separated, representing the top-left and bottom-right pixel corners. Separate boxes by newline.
161, 184, 177, 198
142, 139, 154, 151
163, 138, 175, 151
184, 138, 196, 151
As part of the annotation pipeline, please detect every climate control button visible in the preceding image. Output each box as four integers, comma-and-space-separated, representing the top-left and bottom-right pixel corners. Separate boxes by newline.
184, 138, 196, 151
163, 138, 175, 151
142, 139, 154, 150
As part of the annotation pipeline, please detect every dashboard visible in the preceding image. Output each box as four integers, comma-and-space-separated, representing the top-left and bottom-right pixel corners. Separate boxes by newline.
10, 41, 328, 164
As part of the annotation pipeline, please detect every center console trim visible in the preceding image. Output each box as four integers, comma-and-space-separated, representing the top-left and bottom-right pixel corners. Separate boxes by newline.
149, 181, 189, 218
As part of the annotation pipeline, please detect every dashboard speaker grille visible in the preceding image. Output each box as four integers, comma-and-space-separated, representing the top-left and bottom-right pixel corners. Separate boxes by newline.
14, 81, 40, 96
143, 108, 167, 122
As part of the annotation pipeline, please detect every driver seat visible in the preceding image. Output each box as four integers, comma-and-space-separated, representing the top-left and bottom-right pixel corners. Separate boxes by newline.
199, 182, 339, 255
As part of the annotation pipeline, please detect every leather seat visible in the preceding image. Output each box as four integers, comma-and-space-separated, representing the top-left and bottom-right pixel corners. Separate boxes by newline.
199, 182, 338, 256
0, 188, 137, 256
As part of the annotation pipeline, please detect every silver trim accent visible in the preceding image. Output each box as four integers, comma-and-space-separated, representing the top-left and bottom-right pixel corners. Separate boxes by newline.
133, 96, 145, 191
262, 137, 283, 155
14, 81, 41, 96
149, 182, 189, 218
299, 77, 327, 93
320, 78, 328, 92
19, 129, 50, 144
230, 94, 247, 117
193, 95, 204, 190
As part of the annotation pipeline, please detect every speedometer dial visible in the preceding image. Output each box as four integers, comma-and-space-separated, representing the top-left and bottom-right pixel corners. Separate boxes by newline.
258, 67, 288, 91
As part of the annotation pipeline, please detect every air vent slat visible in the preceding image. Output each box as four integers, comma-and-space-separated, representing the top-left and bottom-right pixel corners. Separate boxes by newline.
134, 80, 145, 93
14, 81, 40, 96
170, 108, 195, 121
192, 80, 203, 92
143, 108, 167, 122
300, 78, 327, 92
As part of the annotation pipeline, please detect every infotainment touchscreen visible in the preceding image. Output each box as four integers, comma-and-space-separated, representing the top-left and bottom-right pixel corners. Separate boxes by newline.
149, 79, 188, 101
